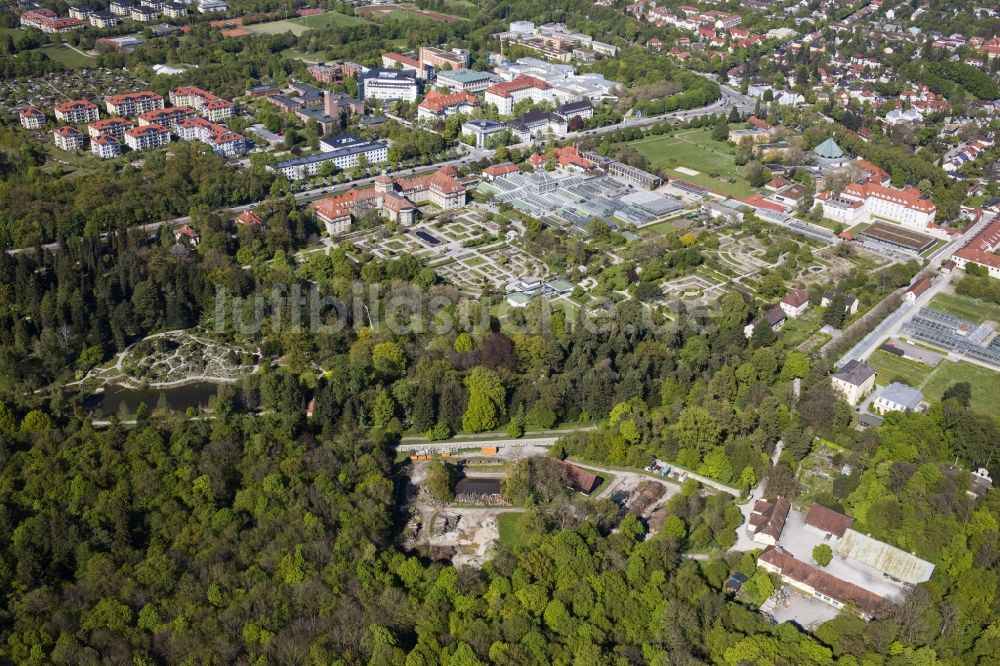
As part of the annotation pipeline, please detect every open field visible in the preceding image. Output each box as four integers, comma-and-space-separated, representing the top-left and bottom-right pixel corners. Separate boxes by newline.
497, 512, 531, 548
33, 44, 97, 68
920, 361, 1000, 414
630, 128, 753, 197
867, 351, 1000, 414
247, 11, 368, 35
867, 350, 932, 388
929, 292, 1000, 325
357, 3, 466, 22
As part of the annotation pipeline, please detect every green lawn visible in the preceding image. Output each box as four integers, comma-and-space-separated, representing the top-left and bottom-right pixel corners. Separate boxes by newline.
629, 130, 753, 198
929, 292, 1000, 325
921, 361, 1000, 415
866, 351, 1000, 415
780, 316, 821, 348
34, 44, 96, 68
497, 512, 530, 548
866, 350, 933, 388
248, 11, 367, 35
643, 220, 682, 235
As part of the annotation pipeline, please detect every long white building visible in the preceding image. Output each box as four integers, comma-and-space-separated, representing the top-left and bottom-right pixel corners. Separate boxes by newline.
817, 181, 936, 231
359, 69, 420, 103
270, 135, 388, 181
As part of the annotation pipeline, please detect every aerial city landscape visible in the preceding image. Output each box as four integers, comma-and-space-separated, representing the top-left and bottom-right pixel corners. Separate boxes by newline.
1, 0, 1000, 661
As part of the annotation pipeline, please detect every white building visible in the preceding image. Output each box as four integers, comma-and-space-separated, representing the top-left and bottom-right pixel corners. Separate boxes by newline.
198, 0, 228, 11
461, 119, 507, 149
88, 117, 133, 139
872, 382, 925, 414
89, 11, 119, 27
817, 181, 936, 230
170, 86, 235, 121
162, 2, 188, 18
270, 135, 388, 180
831, 359, 876, 405
19, 107, 46, 130
484, 75, 552, 115
124, 124, 171, 151
177, 117, 246, 157
435, 69, 496, 93
91, 133, 122, 158
359, 69, 420, 103
105, 91, 165, 118
54, 99, 100, 124
509, 20, 535, 34
53, 126, 85, 151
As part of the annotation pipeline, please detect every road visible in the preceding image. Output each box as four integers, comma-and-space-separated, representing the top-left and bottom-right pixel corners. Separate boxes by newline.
836, 210, 997, 368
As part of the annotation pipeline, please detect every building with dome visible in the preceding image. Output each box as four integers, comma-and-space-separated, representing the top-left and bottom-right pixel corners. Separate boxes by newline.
811, 137, 851, 169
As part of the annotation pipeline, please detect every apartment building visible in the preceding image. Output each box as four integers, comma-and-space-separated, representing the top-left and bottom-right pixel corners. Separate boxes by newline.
170, 86, 236, 121
176, 117, 246, 157
89, 11, 120, 27
162, 2, 187, 18
124, 123, 171, 151
54, 99, 100, 124
110, 0, 133, 16
359, 69, 421, 102
105, 91, 165, 118
20, 9, 83, 33
19, 107, 46, 130
68, 5, 92, 20
138, 106, 195, 131
54, 126, 85, 151
131, 6, 158, 21
88, 117, 133, 139
91, 133, 122, 159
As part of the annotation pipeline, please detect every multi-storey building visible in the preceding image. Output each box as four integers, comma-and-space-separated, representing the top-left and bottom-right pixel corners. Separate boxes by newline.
417, 91, 479, 121
68, 5, 93, 20
105, 91, 164, 118
91, 133, 122, 158
89, 11, 120, 27
176, 117, 246, 157
381, 52, 423, 77
169, 86, 235, 121
312, 166, 465, 235
54, 126, 85, 151
124, 123, 171, 151
162, 2, 187, 18
20, 9, 84, 33
88, 117, 133, 139
484, 75, 552, 115
434, 69, 496, 93
131, 6, 158, 21
418, 46, 469, 72
54, 99, 100, 124
270, 135, 388, 180
817, 182, 936, 230
109, 0, 133, 16
19, 107, 46, 130
359, 69, 420, 103
138, 106, 196, 131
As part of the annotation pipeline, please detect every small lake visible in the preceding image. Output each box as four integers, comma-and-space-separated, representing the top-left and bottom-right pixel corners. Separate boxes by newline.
83, 382, 223, 418
455, 477, 502, 496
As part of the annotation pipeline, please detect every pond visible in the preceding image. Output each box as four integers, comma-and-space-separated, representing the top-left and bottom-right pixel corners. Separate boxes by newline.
83, 381, 224, 418
455, 477, 502, 496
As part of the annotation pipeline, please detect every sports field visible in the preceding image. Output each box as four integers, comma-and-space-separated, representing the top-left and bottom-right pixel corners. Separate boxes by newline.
629, 128, 753, 197
247, 11, 368, 35
357, 3, 466, 22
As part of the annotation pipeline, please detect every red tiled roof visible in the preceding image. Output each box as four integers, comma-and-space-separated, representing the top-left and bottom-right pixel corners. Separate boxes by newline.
738, 194, 786, 213
955, 218, 1000, 270
54, 126, 82, 137
383, 52, 421, 68
418, 90, 479, 113
749, 496, 790, 541
55, 99, 97, 113
907, 276, 932, 296
125, 123, 168, 137
805, 504, 854, 538
854, 159, 889, 184
235, 210, 262, 225
759, 546, 885, 616
842, 181, 936, 213
748, 115, 773, 131
485, 75, 551, 98
781, 288, 809, 308
106, 90, 162, 105
484, 163, 519, 177
20, 107, 44, 117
